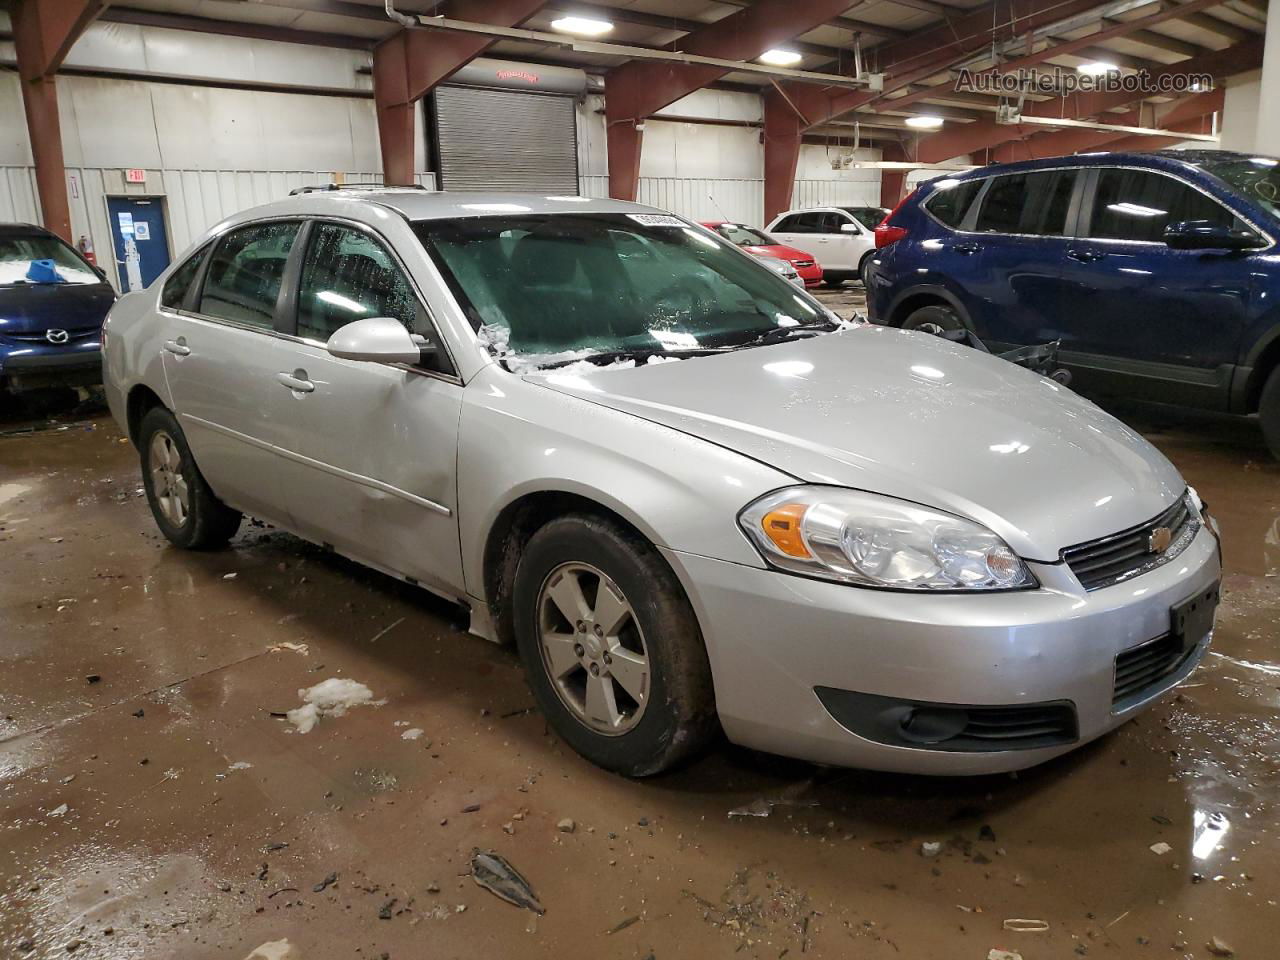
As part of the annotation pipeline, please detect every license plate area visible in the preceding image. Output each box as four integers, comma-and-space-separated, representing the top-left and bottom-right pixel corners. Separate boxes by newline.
1171, 583, 1219, 655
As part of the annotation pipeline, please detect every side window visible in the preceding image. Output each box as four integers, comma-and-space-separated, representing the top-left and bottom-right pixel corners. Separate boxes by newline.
775, 215, 805, 232
296, 223, 423, 342
818, 212, 852, 233
1087, 168, 1238, 242
925, 178, 983, 228
160, 244, 209, 310
975, 171, 1076, 236
198, 222, 299, 328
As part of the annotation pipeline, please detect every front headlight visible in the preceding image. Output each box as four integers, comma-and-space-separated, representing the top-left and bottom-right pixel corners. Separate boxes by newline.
739, 487, 1036, 591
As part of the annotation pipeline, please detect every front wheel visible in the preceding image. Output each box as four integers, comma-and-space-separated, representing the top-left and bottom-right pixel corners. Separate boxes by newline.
139, 406, 242, 549
512, 514, 717, 776
1258, 366, 1280, 459
822, 273, 846, 288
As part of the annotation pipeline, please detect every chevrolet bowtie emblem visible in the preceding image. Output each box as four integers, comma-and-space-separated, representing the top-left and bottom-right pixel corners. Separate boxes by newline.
1147, 526, 1173, 554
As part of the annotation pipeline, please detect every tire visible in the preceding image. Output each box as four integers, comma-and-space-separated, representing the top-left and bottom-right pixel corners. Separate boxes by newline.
138, 406, 242, 549
858, 253, 875, 287
822, 274, 846, 288
512, 513, 717, 776
1259, 366, 1280, 459
902, 303, 964, 334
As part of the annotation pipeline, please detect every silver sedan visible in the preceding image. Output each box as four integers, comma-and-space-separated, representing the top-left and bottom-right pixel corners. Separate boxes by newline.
102, 190, 1220, 776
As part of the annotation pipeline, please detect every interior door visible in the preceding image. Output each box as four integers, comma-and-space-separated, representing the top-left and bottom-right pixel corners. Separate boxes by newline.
960, 169, 1080, 347
1058, 167, 1256, 408
160, 220, 301, 521
266, 220, 465, 595
107, 196, 171, 292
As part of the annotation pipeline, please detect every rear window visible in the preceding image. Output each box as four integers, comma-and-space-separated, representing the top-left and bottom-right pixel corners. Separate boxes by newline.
924, 179, 982, 228
0, 232, 99, 287
198, 221, 299, 328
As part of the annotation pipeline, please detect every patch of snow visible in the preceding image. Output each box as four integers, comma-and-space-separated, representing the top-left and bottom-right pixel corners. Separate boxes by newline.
401, 728, 425, 741
286, 678, 380, 734
228, 761, 253, 771
48, 803, 69, 818
645, 355, 683, 365
243, 940, 301, 960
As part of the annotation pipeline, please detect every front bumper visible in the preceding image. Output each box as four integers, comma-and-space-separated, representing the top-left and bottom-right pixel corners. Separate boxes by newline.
662, 524, 1220, 774
796, 264, 823, 286
0, 343, 102, 392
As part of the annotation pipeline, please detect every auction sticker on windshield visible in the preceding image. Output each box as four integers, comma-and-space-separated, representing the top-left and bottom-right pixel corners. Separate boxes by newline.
627, 214, 686, 227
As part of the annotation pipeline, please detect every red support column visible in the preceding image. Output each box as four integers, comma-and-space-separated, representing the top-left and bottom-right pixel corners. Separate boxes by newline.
373, 33, 415, 186
12, 0, 107, 242
878, 144, 909, 209
763, 94, 802, 223
606, 121, 643, 202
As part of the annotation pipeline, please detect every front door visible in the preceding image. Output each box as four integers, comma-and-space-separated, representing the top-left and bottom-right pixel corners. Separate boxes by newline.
266, 220, 465, 596
160, 219, 302, 522
1058, 167, 1256, 408
107, 196, 171, 292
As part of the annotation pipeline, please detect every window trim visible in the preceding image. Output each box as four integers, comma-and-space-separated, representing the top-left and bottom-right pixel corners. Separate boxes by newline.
1076, 165, 1274, 250
949, 168, 1087, 239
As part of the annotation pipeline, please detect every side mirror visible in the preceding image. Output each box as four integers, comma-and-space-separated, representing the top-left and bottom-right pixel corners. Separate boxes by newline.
326, 316, 425, 364
1164, 219, 1266, 251
839, 222, 860, 233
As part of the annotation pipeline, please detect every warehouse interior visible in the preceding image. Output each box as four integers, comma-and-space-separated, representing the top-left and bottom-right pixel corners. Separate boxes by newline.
3, 1, 1280, 958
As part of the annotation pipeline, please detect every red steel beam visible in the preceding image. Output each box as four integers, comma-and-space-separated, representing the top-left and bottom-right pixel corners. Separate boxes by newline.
12, 0, 109, 241
373, 0, 548, 185
913, 37, 1258, 163
604, 0, 860, 201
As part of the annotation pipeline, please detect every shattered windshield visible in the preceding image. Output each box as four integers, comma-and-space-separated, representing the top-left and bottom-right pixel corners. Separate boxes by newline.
1197, 155, 1280, 220
414, 213, 835, 371
0, 233, 100, 287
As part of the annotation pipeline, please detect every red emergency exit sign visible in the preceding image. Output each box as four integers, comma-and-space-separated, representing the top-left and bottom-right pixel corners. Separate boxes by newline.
125, 169, 147, 183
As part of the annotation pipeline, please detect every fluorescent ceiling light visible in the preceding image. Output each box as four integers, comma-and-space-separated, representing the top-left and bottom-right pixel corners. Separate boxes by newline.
905, 115, 945, 129
550, 16, 613, 36
1077, 60, 1119, 75
759, 49, 803, 66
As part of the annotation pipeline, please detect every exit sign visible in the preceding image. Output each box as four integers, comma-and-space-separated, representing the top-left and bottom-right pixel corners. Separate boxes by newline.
125, 168, 146, 183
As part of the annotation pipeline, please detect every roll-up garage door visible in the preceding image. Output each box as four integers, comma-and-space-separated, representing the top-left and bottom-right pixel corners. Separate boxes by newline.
432, 86, 579, 194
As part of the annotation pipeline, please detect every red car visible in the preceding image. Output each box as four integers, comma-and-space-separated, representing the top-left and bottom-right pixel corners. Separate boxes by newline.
700, 221, 823, 287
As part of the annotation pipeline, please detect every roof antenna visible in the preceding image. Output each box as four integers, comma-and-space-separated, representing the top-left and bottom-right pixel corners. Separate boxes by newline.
708, 192, 732, 223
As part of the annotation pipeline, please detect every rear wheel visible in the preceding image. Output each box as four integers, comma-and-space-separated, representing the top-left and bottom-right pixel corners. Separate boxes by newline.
139, 406, 242, 549
1258, 366, 1280, 459
902, 304, 964, 334
512, 513, 717, 776
822, 273, 846, 288
858, 252, 875, 287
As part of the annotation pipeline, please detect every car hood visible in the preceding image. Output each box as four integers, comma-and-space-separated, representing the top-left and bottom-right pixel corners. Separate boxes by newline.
0, 282, 115, 334
743, 243, 812, 263
525, 325, 1186, 562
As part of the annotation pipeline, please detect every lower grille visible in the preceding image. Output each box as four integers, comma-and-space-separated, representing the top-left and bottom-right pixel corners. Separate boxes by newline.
815, 687, 1078, 753
1113, 634, 1188, 706
793, 259, 816, 268
1063, 495, 1198, 591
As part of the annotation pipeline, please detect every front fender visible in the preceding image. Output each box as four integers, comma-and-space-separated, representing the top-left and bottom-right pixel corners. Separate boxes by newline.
456, 366, 792, 602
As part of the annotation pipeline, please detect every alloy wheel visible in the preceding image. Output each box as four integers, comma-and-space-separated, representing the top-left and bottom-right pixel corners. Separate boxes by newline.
149, 430, 190, 528
536, 562, 650, 735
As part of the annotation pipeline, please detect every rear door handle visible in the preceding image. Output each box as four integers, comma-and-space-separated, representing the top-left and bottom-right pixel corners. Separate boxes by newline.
163, 338, 190, 356
953, 243, 982, 255
1067, 248, 1107, 263
276, 370, 315, 393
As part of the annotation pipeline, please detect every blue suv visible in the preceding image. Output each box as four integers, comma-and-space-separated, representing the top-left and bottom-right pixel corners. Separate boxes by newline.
866, 150, 1280, 455
1, 223, 115, 397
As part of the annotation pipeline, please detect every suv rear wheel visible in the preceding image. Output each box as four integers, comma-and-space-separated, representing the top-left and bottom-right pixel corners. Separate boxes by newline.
512, 513, 717, 776
902, 304, 964, 334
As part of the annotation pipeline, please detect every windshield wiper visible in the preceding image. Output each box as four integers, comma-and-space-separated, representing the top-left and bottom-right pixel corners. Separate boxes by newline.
733, 321, 838, 349
534, 346, 729, 371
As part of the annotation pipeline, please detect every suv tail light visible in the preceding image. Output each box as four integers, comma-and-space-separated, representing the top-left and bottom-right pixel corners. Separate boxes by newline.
874, 190, 917, 249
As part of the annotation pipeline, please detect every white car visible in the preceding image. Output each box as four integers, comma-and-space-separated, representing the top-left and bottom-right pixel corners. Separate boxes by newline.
766, 205, 886, 287
102, 189, 1220, 778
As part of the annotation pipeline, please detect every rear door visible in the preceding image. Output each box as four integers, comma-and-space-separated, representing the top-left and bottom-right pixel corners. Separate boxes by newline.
160, 220, 301, 522
960, 168, 1081, 347
1057, 166, 1257, 408
265, 219, 465, 596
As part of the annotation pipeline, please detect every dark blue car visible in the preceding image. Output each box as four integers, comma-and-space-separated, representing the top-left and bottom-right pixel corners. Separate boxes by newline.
1, 223, 115, 396
866, 149, 1280, 455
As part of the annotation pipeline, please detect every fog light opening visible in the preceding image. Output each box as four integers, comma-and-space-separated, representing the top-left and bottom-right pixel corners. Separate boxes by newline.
899, 707, 968, 744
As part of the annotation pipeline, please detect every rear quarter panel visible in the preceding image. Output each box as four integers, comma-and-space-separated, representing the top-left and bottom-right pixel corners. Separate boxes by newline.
103, 289, 173, 440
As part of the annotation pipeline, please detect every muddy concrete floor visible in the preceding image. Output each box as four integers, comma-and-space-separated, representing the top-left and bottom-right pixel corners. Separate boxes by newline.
3, 310, 1279, 959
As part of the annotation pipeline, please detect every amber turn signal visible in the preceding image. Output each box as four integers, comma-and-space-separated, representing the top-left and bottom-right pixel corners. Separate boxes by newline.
760, 503, 811, 558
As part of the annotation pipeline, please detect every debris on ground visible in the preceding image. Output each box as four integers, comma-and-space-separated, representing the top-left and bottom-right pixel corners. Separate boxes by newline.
920, 841, 943, 858
401, 728, 425, 741
1207, 936, 1235, 956
268, 641, 309, 656
1002, 919, 1049, 932
471, 850, 545, 914
727, 780, 820, 819
1149, 841, 1172, 855
607, 914, 641, 935
85, 674, 101, 684
313, 872, 337, 893
978, 824, 997, 842
378, 898, 397, 919
557, 818, 576, 833
728, 798, 774, 818
48, 803, 68, 818
987, 950, 1023, 960
284, 678, 380, 733
243, 938, 301, 960
223, 572, 238, 580
683, 867, 818, 953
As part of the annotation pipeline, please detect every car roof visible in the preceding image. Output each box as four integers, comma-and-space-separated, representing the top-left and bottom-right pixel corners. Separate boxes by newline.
0, 222, 56, 239
930, 148, 1274, 186
224, 189, 670, 224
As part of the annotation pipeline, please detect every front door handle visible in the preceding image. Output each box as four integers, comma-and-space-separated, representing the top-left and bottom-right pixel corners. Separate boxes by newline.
163, 338, 190, 356
953, 243, 982, 255
276, 370, 315, 393
1067, 248, 1107, 263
